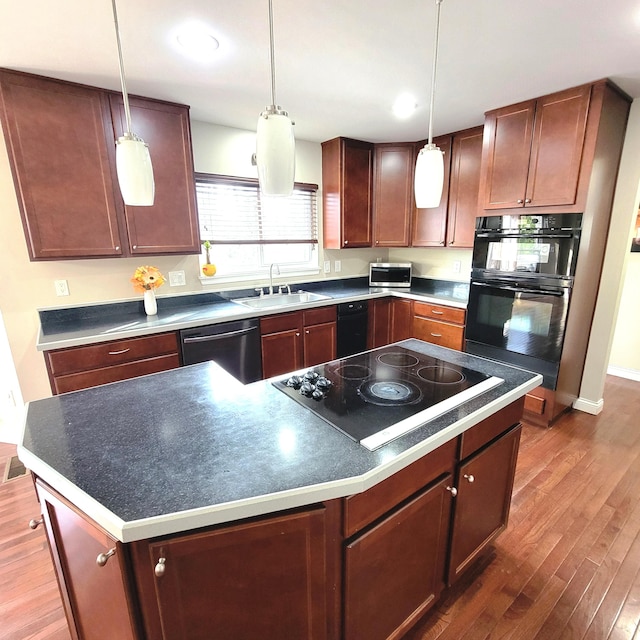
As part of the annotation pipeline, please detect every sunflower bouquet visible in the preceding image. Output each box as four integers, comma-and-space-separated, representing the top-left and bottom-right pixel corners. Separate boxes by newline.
131, 266, 166, 293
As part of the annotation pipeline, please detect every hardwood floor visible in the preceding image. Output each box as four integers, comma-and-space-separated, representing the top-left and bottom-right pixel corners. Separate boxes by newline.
1, 374, 639, 640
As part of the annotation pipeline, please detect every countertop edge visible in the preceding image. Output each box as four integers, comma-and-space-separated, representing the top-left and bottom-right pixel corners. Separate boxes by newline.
20, 374, 541, 543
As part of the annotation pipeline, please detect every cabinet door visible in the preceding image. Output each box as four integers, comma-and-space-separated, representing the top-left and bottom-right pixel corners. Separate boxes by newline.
110, 95, 201, 255
525, 84, 590, 207
390, 298, 413, 342
261, 329, 303, 378
303, 321, 337, 368
373, 144, 414, 247
35, 480, 139, 640
368, 298, 392, 348
447, 126, 483, 247
481, 100, 536, 210
322, 137, 373, 249
134, 508, 327, 640
447, 424, 522, 585
344, 476, 452, 640
0, 70, 125, 259
411, 135, 452, 247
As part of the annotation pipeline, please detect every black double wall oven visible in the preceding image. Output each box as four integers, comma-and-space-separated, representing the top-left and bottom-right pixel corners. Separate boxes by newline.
465, 214, 582, 389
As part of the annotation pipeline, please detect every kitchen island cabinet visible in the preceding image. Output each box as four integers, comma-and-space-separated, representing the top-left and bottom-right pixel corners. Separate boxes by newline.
21, 340, 540, 640
0, 68, 200, 260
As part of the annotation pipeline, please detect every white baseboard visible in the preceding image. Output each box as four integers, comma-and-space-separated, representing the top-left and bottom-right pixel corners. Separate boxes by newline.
607, 365, 640, 382
573, 396, 604, 415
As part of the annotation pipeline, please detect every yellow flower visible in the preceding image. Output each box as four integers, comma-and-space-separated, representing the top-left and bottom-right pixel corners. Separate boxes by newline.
131, 266, 166, 293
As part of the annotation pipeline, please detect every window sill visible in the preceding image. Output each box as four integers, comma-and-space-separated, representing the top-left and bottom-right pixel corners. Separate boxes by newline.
198, 268, 322, 288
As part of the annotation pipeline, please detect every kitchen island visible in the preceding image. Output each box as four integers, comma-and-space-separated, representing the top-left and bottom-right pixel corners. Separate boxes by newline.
20, 339, 541, 640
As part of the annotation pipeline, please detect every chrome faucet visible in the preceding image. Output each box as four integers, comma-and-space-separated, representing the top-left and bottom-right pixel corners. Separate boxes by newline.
268, 263, 280, 295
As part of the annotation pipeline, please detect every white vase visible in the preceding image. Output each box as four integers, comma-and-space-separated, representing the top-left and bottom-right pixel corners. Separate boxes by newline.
143, 289, 157, 316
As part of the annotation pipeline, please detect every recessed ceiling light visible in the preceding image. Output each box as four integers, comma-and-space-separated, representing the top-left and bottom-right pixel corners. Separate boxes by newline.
393, 93, 417, 119
174, 23, 220, 61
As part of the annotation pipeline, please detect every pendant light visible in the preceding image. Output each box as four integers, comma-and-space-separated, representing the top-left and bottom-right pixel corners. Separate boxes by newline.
111, 0, 155, 206
255, 0, 295, 196
414, 0, 445, 209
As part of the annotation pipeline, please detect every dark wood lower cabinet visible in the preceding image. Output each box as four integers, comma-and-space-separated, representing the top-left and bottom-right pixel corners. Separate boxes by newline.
447, 424, 522, 584
32, 402, 524, 640
344, 476, 452, 640
130, 508, 328, 640
35, 480, 140, 640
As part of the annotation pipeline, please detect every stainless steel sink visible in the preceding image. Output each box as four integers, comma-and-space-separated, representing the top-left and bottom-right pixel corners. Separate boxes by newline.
231, 291, 331, 310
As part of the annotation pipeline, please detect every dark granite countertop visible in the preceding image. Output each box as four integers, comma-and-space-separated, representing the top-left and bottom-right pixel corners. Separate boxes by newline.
36, 277, 470, 351
19, 338, 540, 543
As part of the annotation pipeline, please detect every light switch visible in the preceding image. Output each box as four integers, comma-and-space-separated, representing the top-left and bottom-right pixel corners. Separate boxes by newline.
334, 260, 341, 273
323, 261, 331, 273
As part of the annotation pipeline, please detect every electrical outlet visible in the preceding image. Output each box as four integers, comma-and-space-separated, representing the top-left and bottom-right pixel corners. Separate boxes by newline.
54, 279, 69, 296
453, 260, 461, 273
334, 260, 341, 273
323, 260, 331, 273
169, 270, 186, 286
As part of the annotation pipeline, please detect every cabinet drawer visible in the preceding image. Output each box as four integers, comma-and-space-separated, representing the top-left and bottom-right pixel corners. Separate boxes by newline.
413, 301, 465, 325
303, 305, 336, 325
260, 311, 302, 334
459, 398, 525, 460
46, 332, 179, 376
343, 437, 456, 537
524, 392, 546, 415
52, 354, 181, 394
413, 317, 464, 351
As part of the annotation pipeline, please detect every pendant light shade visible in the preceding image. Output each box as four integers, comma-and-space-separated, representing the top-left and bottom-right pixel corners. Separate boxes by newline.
116, 134, 155, 206
255, 0, 295, 196
111, 0, 155, 206
415, 143, 444, 208
256, 107, 295, 196
414, 0, 445, 209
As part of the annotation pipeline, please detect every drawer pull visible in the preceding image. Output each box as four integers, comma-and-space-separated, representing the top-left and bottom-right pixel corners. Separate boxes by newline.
29, 518, 43, 530
464, 474, 475, 483
96, 547, 116, 567
430, 333, 443, 338
431, 310, 444, 315
446, 486, 457, 497
108, 348, 131, 355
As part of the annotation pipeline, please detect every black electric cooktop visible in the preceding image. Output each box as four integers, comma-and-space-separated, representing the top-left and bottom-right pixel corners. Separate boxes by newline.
273, 345, 504, 450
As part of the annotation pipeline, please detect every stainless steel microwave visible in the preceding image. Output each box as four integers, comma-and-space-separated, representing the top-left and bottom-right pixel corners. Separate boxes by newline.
369, 263, 412, 288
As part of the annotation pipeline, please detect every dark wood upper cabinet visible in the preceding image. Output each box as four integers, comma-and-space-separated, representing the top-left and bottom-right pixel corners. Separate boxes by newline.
322, 137, 373, 248
373, 143, 415, 247
480, 84, 591, 211
411, 135, 452, 247
0, 68, 200, 260
109, 95, 200, 255
446, 126, 484, 248
0, 70, 125, 260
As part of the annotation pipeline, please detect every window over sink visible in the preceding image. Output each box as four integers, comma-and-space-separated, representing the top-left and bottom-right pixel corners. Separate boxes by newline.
195, 173, 319, 282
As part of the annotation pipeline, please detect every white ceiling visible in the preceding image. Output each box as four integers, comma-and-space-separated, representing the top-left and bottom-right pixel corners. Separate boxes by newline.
2, 0, 640, 144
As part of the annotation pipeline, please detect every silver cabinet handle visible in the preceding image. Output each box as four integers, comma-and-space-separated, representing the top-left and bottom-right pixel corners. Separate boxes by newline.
305, 330, 310, 334
96, 547, 116, 567
155, 557, 166, 577
446, 486, 457, 497
431, 310, 444, 315
517, 199, 524, 204
525, 198, 531, 203
29, 518, 43, 530
108, 348, 130, 355
295, 332, 300, 337
344, 240, 349, 245
430, 333, 443, 338
464, 474, 475, 483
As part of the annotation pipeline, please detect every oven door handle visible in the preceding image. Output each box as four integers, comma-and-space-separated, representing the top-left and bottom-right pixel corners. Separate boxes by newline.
474, 232, 575, 239
471, 281, 566, 297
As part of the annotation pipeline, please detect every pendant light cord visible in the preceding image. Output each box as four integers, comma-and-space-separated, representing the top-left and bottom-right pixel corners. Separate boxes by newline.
268, 0, 277, 107
111, 0, 133, 134
427, 0, 443, 146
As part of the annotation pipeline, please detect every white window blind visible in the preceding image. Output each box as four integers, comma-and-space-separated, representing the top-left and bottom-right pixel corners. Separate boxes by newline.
195, 173, 318, 244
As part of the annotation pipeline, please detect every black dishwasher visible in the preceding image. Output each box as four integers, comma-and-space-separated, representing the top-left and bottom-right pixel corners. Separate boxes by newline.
337, 301, 369, 357
179, 318, 262, 384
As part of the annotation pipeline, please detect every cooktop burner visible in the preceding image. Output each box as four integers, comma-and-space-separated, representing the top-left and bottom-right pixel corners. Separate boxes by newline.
273, 345, 504, 450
